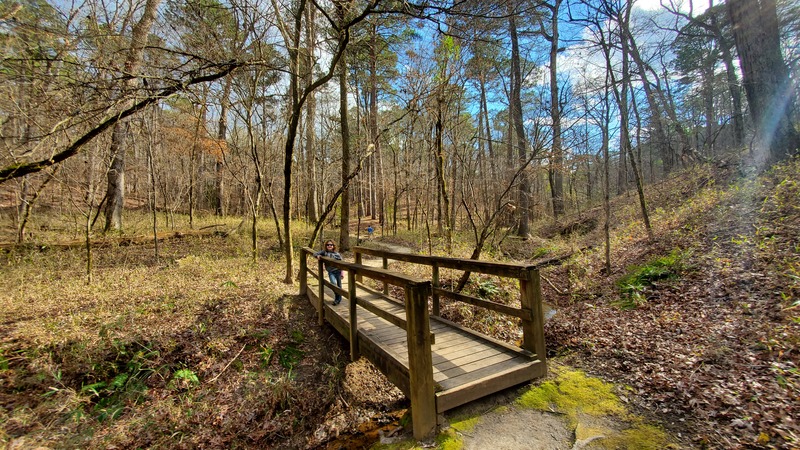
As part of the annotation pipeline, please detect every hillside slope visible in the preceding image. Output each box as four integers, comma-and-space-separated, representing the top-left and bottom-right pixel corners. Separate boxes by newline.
541, 158, 799, 448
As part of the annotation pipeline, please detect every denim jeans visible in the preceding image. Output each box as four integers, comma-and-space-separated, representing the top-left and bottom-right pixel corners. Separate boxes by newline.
328, 270, 342, 304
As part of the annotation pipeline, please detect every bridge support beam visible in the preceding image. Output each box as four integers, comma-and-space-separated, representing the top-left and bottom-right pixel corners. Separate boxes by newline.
406, 283, 436, 440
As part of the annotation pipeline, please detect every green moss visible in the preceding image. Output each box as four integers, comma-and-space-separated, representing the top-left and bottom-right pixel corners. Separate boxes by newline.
517, 370, 624, 418
449, 415, 479, 433
602, 423, 670, 450
516, 370, 672, 449
574, 422, 612, 441
517, 379, 559, 410
435, 428, 464, 450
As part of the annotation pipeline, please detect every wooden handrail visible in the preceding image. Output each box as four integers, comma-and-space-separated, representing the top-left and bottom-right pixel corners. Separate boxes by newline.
433, 287, 533, 321
353, 246, 540, 280
301, 247, 428, 288
352, 245, 547, 362
354, 246, 533, 322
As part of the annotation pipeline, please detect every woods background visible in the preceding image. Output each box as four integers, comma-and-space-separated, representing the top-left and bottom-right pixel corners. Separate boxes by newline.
1, 0, 797, 273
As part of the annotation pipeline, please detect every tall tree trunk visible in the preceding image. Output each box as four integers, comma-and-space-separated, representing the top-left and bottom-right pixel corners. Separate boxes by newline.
547, 0, 564, 218
601, 8, 653, 239
602, 82, 611, 274
478, 74, 497, 211
216, 76, 232, 216
368, 21, 385, 227
727, 0, 799, 164
104, 0, 160, 232
188, 103, 206, 230
280, 0, 306, 283
147, 106, 159, 261
701, 51, 716, 156
618, 17, 631, 193
304, 4, 318, 223
434, 101, 450, 238
338, 40, 352, 251
711, 12, 745, 149
510, 13, 530, 237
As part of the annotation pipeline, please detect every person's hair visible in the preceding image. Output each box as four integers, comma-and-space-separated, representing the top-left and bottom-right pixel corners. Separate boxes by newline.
324, 240, 336, 250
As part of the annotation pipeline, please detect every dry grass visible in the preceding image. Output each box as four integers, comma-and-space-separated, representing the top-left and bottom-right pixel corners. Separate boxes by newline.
0, 218, 355, 448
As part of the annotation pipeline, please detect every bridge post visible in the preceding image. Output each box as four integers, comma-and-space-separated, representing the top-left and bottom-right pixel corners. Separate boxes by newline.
405, 282, 436, 440
520, 268, 547, 376
348, 269, 359, 361
354, 250, 363, 283
299, 250, 307, 296
317, 258, 325, 326
382, 256, 389, 294
431, 263, 440, 317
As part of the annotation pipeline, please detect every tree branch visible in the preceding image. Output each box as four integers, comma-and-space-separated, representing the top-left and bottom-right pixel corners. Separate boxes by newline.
0, 62, 244, 184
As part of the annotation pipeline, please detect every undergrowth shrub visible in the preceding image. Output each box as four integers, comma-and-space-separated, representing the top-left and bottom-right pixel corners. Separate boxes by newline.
72, 340, 163, 422
616, 249, 688, 309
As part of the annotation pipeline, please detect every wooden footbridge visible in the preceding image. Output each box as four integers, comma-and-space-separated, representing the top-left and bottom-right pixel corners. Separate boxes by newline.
299, 246, 548, 440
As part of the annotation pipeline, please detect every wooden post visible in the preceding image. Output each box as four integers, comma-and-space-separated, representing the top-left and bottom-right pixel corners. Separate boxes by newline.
520, 268, 547, 375
405, 283, 436, 440
431, 263, 440, 317
317, 258, 325, 326
348, 269, 359, 361
354, 250, 363, 283
382, 256, 389, 294
299, 250, 307, 296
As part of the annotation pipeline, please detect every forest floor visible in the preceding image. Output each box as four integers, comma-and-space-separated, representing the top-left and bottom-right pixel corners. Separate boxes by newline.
0, 158, 798, 449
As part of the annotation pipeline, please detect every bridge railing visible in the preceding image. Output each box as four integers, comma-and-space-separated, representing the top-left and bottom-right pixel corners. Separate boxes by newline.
352, 246, 547, 366
299, 247, 437, 438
